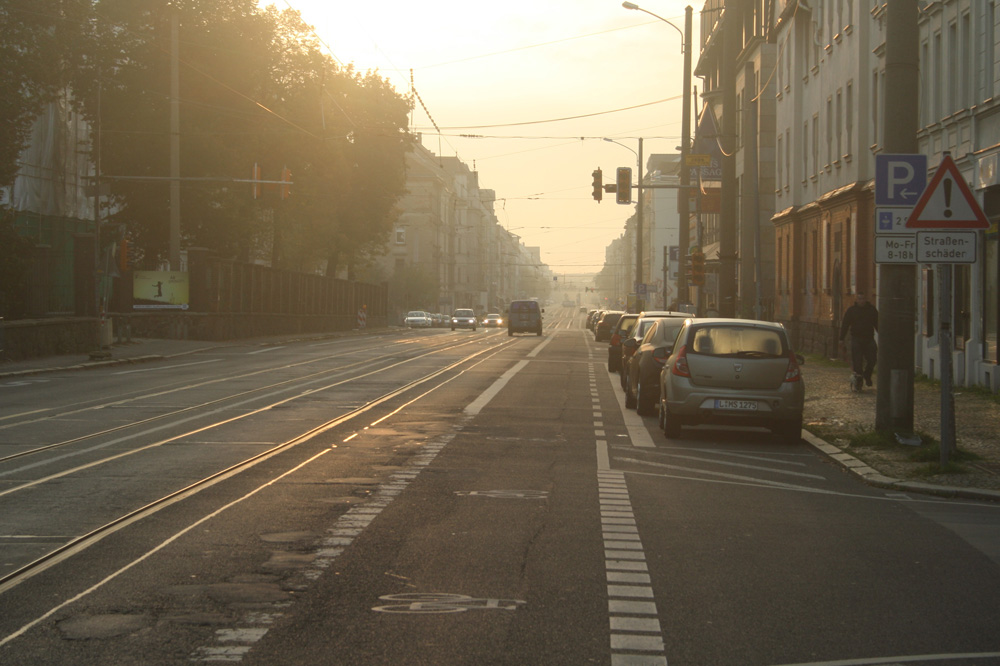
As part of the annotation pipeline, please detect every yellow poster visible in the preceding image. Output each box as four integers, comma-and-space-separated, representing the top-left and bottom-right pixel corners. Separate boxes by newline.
133, 271, 190, 310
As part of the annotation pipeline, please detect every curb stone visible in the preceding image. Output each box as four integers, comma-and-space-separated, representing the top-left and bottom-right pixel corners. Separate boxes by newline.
801, 429, 1000, 503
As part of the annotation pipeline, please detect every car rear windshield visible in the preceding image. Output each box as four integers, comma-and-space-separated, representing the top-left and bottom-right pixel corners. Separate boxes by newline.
454, 309, 474, 316
408, 311, 424, 317
510, 301, 539, 312
689, 326, 786, 357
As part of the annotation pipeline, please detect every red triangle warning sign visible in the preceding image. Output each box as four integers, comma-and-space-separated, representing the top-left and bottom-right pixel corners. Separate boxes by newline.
906, 154, 989, 229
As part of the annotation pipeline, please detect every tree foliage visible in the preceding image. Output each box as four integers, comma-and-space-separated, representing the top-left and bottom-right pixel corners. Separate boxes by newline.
64, 0, 413, 271
0, 0, 94, 186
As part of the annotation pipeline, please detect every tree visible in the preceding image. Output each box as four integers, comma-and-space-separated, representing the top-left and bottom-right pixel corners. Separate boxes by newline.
0, 0, 94, 186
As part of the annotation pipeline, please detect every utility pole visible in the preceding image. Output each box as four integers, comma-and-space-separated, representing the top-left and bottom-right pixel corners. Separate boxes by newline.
678, 6, 693, 306
876, 0, 919, 433
637, 137, 644, 310
169, 8, 181, 271
718, 1, 739, 317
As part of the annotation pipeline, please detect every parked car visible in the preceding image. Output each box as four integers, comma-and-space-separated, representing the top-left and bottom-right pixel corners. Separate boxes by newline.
483, 313, 503, 327
508, 299, 544, 336
404, 310, 432, 328
451, 308, 478, 330
586, 310, 602, 331
594, 311, 624, 342
620, 315, 686, 389
608, 313, 640, 373
658, 318, 805, 444
624, 317, 687, 415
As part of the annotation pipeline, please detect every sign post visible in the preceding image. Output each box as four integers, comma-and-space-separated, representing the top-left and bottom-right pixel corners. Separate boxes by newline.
904, 153, 989, 463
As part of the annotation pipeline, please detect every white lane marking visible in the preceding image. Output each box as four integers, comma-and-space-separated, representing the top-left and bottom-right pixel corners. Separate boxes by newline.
248, 346, 284, 355
607, 375, 656, 448
526, 335, 553, 358
464, 360, 528, 415
598, 470, 668, 665
597, 442, 611, 471
653, 451, 827, 479
616, 457, 826, 491
114, 359, 221, 375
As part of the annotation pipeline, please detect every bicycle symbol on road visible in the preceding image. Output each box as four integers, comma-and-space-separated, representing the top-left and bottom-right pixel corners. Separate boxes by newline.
372, 593, 525, 614
453, 490, 548, 499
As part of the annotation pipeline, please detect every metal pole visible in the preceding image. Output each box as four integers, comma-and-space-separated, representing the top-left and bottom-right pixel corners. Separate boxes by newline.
678, 6, 693, 306
875, 0, 919, 433
939, 265, 955, 465
718, 4, 738, 318
169, 9, 181, 271
637, 137, 644, 310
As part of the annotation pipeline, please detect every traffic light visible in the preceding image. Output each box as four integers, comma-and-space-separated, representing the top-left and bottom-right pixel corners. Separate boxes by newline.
616, 167, 632, 204
592, 169, 603, 202
690, 250, 706, 286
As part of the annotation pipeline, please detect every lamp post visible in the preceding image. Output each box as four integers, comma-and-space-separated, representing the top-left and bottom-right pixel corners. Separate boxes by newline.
622, 2, 692, 306
604, 137, 644, 309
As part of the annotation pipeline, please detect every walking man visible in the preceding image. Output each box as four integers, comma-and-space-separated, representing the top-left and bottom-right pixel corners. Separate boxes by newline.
839, 291, 878, 387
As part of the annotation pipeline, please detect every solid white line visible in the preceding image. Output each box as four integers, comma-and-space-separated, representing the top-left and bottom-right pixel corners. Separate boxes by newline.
248, 346, 284, 355
464, 360, 528, 415
597, 441, 611, 471
772, 653, 1000, 666
607, 374, 656, 448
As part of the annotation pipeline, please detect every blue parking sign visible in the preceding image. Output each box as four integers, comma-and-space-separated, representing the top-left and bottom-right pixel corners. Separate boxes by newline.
875, 154, 927, 207
878, 210, 894, 231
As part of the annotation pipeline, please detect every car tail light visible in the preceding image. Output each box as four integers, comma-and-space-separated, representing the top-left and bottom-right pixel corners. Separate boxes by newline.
785, 351, 802, 382
610, 333, 621, 345
671, 345, 691, 377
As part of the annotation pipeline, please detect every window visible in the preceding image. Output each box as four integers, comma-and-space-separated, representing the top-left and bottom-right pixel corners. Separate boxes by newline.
962, 13, 971, 108
846, 82, 853, 151
872, 70, 880, 145
812, 115, 820, 177
836, 89, 843, 159
395, 227, 406, 244
986, 2, 996, 101
934, 31, 942, 120
776, 134, 783, 192
826, 97, 833, 166
803, 121, 809, 181
949, 22, 958, 114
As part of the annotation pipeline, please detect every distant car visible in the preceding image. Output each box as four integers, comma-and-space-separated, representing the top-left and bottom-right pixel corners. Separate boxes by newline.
508, 299, 544, 336
594, 311, 624, 342
624, 317, 687, 415
587, 310, 604, 332
483, 313, 503, 327
405, 310, 432, 328
659, 318, 805, 444
608, 313, 640, 373
451, 308, 478, 330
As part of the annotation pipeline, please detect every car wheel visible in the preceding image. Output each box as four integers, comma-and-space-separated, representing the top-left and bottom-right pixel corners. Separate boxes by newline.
624, 380, 636, 409
662, 404, 682, 439
636, 381, 656, 416
773, 418, 803, 445
620, 366, 627, 390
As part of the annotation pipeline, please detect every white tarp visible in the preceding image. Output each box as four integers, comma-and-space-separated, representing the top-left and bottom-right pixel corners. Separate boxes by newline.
9, 92, 94, 221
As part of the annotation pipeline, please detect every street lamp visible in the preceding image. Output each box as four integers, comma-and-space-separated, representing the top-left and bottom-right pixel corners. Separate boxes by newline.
604, 137, 644, 309
622, 2, 693, 306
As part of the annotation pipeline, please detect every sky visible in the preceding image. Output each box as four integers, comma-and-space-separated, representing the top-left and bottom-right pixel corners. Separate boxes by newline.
271, 0, 700, 275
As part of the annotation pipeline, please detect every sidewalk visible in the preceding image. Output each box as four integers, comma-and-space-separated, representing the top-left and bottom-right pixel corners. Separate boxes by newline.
2, 335, 998, 502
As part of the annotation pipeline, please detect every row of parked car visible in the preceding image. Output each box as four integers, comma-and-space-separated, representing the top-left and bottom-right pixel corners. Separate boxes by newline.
590, 308, 806, 444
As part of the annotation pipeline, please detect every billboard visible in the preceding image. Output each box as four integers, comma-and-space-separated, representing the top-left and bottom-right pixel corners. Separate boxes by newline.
133, 271, 190, 310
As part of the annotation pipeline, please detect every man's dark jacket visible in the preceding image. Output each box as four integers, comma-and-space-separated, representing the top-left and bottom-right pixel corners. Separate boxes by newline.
839, 302, 879, 340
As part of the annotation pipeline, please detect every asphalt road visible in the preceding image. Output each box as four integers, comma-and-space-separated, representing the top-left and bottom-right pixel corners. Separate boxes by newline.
1, 311, 999, 665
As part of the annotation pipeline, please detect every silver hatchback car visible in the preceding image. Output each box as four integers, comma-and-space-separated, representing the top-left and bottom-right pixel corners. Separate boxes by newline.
658, 318, 805, 444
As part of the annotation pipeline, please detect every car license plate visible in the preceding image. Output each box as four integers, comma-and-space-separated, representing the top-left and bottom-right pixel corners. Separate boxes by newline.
715, 399, 757, 411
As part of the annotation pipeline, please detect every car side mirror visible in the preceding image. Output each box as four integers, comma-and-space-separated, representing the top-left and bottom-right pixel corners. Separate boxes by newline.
623, 338, 638, 350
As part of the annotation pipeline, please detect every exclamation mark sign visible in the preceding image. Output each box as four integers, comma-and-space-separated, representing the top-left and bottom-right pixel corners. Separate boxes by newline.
943, 178, 953, 218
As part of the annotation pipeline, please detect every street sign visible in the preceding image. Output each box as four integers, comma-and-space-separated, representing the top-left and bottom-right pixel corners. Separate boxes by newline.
875, 153, 927, 207
686, 154, 711, 167
875, 207, 914, 235
874, 235, 916, 264
906, 154, 989, 229
916, 231, 978, 263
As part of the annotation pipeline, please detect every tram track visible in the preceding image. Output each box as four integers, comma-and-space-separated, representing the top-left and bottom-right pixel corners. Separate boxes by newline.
0, 334, 512, 597
0, 332, 505, 465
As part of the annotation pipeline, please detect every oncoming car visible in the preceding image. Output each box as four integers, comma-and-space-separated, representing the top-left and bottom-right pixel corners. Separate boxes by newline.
451, 309, 478, 331
483, 313, 503, 327
405, 311, 432, 328
659, 318, 805, 444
